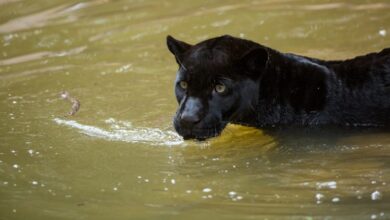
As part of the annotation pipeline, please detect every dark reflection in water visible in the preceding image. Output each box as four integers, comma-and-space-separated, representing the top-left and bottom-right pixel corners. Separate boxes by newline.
269, 127, 390, 151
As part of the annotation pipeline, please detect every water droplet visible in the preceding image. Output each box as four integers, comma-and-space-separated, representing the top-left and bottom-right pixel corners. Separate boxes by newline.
28, 149, 34, 155
379, 29, 387, 37
316, 181, 337, 189
228, 191, 237, 197
315, 193, 324, 203
371, 191, 382, 200
202, 188, 212, 193
115, 64, 133, 73
332, 197, 340, 203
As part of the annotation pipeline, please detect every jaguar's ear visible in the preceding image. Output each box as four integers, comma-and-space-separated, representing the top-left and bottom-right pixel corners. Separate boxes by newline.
166, 35, 192, 65
239, 47, 269, 78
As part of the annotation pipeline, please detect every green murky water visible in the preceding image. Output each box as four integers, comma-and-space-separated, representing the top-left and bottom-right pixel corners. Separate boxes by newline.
1, 0, 390, 219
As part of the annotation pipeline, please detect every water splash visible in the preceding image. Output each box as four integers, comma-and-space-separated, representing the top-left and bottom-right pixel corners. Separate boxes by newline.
53, 117, 184, 146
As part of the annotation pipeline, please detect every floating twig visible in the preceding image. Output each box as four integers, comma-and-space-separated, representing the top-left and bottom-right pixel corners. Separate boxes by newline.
60, 91, 80, 116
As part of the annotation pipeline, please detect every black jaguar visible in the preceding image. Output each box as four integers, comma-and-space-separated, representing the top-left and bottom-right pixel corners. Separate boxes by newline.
166, 35, 390, 140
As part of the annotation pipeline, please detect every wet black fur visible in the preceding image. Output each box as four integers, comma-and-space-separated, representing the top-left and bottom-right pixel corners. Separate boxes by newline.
166, 35, 390, 140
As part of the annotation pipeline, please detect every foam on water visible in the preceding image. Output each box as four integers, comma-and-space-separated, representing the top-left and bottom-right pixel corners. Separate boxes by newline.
53, 117, 184, 146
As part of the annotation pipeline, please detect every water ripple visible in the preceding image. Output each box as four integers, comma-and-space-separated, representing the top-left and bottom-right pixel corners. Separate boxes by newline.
53, 117, 184, 146
0, 46, 86, 66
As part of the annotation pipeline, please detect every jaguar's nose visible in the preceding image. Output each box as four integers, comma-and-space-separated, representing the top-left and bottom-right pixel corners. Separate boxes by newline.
179, 97, 202, 127
180, 111, 200, 127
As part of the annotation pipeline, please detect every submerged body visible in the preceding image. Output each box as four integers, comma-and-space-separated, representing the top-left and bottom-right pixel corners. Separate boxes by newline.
166, 35, 390, 140
254, 48, 390, 127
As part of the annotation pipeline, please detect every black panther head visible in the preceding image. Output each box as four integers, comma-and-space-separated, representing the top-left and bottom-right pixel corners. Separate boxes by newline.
166, 35, 269, 140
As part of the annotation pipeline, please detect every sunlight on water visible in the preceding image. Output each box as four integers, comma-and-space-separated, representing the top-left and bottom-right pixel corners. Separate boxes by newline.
53, 117, 184, 146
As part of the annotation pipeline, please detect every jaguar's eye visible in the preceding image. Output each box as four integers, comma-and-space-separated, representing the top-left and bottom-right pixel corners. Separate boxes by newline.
179, 81, 188, 89
215, 83, 226, 94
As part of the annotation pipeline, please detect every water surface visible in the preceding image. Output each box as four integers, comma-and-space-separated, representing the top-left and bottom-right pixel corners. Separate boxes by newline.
1, 0, 390, 219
